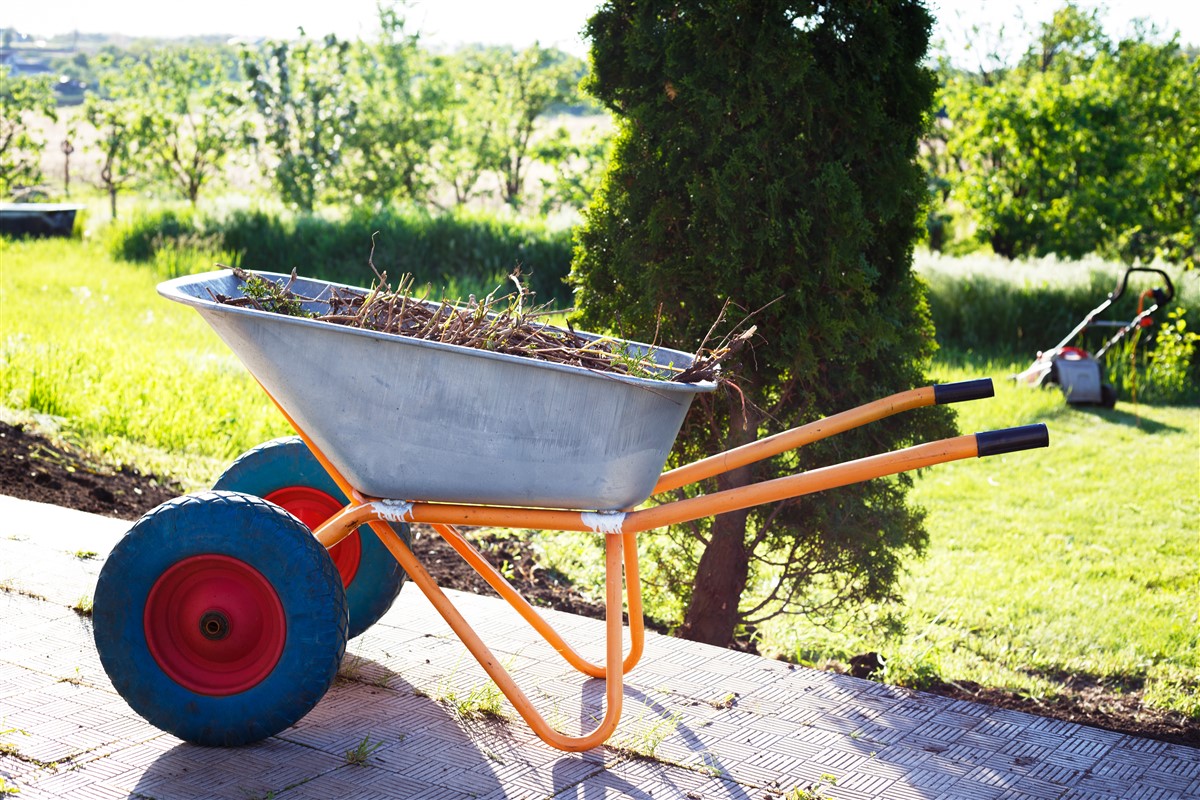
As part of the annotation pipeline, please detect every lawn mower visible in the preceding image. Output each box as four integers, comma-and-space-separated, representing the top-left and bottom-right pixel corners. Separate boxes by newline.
1014, 266, 1175, 407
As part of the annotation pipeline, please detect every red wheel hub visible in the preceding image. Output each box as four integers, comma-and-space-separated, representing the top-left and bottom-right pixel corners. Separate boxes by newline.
266, 486, 361, 588
145, 555, 286, 695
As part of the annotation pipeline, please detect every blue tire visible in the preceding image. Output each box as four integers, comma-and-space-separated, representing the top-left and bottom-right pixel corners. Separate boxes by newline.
93, 491, 347, 746
214, 437, 408, 639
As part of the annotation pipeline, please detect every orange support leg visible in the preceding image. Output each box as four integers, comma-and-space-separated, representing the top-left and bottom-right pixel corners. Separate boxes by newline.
428, 523, 645, 678
368, 521, 628, 752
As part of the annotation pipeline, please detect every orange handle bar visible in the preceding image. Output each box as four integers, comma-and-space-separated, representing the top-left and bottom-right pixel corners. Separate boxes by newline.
655, 379, 994, 495
315, 423, 1049, 542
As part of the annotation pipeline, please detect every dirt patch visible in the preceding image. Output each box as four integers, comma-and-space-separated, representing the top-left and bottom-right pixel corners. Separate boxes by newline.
1, 421, 181, 518
408, 526, 653, 628
1, 419, 1195, 747
0, 419, 617, 625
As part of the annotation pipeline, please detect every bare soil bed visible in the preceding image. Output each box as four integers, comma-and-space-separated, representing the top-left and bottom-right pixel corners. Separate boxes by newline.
2, 419, 1195, 748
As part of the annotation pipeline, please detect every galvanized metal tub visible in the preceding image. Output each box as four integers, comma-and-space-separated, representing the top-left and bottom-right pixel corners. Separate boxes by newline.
0, 202, 84, 238
160, 270, 716, 510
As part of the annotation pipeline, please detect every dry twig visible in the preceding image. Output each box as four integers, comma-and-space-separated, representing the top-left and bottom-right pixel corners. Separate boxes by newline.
213, 267, 747, 384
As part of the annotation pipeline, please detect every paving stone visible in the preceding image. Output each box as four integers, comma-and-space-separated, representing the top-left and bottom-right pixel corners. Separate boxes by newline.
1, 494, 1197, 800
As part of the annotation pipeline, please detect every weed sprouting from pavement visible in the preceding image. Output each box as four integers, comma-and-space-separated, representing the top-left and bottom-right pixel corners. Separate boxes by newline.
787, 774, 838, 800
344, 735, 383, 767
606, 710, 681, 760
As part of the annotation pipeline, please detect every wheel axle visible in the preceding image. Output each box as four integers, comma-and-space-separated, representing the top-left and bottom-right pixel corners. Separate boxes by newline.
200, 610, 230, 640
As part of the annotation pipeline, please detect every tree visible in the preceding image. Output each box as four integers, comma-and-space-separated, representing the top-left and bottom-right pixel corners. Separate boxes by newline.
342, 4, 439, 207
82, 53, 151, 220
0, 70, 57, 197
423, 44, 586, 210
940, 3, 1200, 268
424, 50, 504, 207
572, 0, 955, 647
534, 123, 614, 215
115, 47, 248, 206
478, 45, 582, 206
243, 33, 358, 212
83, 90, 143, 220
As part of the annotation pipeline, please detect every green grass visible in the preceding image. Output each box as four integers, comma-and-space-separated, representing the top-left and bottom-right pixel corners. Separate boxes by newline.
537, 356, 1199, 717
3, 235, 1197, 718
1, 236, 291, 488
521, 251, 1199, 718
755, 360, 1199, 716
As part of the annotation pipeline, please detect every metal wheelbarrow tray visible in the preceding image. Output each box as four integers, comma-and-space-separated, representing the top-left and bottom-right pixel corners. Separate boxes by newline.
159, 269, 714, 510
93, 268, 1050, 753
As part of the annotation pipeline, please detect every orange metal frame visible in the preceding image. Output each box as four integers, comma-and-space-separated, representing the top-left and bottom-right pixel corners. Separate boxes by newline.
262, 383, 1013, 752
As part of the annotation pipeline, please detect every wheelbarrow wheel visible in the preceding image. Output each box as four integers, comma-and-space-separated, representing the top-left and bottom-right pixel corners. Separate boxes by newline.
214, 437, 409, 638
93, 491, 347, 746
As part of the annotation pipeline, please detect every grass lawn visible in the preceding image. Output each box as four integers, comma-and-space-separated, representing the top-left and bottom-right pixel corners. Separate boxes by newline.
3, 235, 1197, 718
758, 361, 1199, 717
1, 236, 291, 487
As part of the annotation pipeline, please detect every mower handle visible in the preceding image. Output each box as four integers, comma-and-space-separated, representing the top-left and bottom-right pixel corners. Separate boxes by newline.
1110, 267, 1175, 304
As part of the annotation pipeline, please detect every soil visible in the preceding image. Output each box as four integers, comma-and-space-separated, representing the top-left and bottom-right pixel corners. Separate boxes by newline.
0, 421, 182, 518
2, 418, 1195, 748
0, 421, 622, 625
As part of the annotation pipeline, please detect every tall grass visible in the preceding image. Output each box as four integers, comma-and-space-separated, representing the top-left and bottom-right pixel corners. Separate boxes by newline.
916, 253, 1200, 346
102, 205, 577, 306
915, 251, 1200, 400
0, 237, 290, 487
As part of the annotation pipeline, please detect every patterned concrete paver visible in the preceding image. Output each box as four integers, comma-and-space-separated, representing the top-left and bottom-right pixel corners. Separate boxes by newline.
1, 495, 1197, 799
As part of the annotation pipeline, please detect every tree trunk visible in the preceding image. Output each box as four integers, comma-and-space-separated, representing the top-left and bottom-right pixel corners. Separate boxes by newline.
676, 402, 757, 646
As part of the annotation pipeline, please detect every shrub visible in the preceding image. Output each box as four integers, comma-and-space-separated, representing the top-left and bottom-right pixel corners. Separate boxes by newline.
104, 206, 576, 305
104, 208, 200, 262
572, 0, 956, 646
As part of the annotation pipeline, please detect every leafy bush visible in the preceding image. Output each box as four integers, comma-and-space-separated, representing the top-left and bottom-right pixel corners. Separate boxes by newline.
1146, 308, 1200, 403
936, 3, 1200, 268
1106, 306, 1200, 404
104, 206, 576, 305
572, 0, 955, 646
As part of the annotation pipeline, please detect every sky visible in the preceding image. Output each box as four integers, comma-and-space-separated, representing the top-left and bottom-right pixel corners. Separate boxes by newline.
3, 0, 1197, 62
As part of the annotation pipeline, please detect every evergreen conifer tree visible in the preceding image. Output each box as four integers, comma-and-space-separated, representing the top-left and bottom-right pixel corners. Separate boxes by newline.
572, 0, 956, 645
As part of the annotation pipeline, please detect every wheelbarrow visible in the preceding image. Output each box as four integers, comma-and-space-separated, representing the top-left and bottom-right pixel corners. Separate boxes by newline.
92, 269, 1049, 750
1013, 266, 1176, 407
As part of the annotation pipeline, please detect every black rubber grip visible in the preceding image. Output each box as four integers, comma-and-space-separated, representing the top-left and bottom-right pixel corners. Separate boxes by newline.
976, 424, 1050, 458
933, 379, 995, 405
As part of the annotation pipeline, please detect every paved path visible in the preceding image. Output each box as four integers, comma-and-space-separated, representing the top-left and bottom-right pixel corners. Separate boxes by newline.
1, 496, 1197, 799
